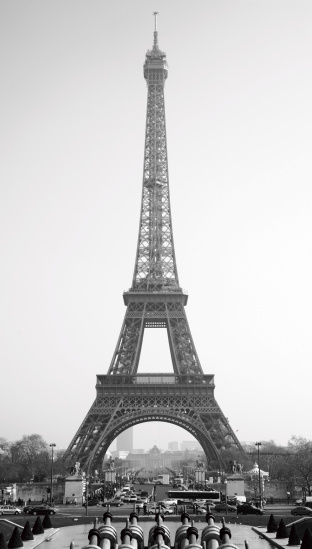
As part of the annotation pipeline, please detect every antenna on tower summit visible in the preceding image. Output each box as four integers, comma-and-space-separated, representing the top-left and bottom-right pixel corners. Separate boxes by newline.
153, 11, 159, 47
153, 11, 159, 31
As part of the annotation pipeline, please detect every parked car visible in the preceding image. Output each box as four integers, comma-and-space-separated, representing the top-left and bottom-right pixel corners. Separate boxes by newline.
291, 506, 312, 517
148, 505, 173, 515
214, 503, 237, 513
129, 495, 137, 503
26, 505, 56, 515
237, 503, 263, 515
0, 505, 22, 516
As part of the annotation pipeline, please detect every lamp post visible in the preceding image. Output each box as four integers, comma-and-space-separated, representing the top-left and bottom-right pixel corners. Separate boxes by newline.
255, 442, 262, 508
49, 443, 56, 506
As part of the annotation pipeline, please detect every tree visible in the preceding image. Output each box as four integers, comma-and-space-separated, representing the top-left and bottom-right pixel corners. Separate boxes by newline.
259, 440, 291, 480
10, 434, 50, 482
288, 437, 312, 496
53, 449, 68, 477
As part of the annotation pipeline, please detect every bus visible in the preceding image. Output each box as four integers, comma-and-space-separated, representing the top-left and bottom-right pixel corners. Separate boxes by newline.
167, 490, 222, 504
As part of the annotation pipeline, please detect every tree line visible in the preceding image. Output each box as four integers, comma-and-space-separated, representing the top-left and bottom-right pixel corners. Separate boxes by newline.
0, 435, 67, 483
1, 434, 312, 496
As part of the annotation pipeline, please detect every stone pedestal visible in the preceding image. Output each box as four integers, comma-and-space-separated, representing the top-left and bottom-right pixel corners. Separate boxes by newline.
63, 474, 84, 505
225, 474, 245, 498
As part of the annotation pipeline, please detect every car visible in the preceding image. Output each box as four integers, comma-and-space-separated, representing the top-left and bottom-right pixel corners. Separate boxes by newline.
129, 495, 137, 502
194, 500, 216, 509
248, 499, 266, 507
105, 498, 124, 507
139, 497, 149, 504
214, 503, 237, 513
161, 498, 177, 506
291, 506, 312, 517
123, 495, 131, 503
237, 503, 263, 515
26, 505, 57, 515
148, 505, 173, 515
135, 501, 144, 509
0, 505, 22, 516
83, 499, 101, 507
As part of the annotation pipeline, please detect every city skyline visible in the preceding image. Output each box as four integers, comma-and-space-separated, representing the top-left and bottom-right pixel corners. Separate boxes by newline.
1, 1, 311, 452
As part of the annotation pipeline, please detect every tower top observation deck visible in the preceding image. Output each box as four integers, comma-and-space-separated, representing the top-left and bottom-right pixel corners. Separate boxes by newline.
144, 12, 168, 81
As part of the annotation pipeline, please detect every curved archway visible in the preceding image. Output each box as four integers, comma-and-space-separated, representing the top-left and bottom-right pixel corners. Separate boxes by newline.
84, 411, 223, 475
64, 375, 243, 475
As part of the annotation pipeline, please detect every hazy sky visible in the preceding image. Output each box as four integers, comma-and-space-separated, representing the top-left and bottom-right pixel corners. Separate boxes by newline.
1, 1, 311, 455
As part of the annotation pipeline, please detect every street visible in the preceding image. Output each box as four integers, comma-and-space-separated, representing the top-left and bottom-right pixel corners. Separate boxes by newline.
54, 503, 295, 519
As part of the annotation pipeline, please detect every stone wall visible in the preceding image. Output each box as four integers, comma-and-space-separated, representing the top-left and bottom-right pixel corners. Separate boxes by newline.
14, 481, 65, 503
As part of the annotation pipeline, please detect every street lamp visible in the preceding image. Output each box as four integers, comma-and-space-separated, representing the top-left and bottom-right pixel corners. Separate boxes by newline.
255, 442, 262, 508
49, 443, 56, 506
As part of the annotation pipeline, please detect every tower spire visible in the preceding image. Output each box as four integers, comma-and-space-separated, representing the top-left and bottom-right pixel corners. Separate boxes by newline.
153, 11, 159, 48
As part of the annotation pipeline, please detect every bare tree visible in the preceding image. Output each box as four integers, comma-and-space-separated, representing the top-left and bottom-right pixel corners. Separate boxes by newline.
288, 436, 312, 496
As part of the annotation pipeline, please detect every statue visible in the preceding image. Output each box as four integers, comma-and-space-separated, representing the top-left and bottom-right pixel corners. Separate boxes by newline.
70, 462, 81, 476
237, 463, 243, 474
107, 457, 115, 470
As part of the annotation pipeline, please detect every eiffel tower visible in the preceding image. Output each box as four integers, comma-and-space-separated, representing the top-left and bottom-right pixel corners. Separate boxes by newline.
64, 14, 242, 473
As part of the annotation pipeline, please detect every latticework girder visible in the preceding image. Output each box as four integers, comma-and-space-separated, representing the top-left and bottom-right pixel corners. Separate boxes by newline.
64, 19, 244, 473
65, 375, 241, 472
108, 301, 202, 376
132, 30, 178, 292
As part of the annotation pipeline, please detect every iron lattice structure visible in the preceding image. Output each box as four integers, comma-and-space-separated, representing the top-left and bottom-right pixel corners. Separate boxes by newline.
64, 17, 242, 473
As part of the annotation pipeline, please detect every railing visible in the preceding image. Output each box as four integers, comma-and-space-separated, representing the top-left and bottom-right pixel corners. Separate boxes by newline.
96, 374, 214, 386
124, 287, 188, 294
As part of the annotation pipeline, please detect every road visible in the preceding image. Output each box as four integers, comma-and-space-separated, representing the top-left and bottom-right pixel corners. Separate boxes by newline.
55, 503, 294, 519
55, 483, 295, 519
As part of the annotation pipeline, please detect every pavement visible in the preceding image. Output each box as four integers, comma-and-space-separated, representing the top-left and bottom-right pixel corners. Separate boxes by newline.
252, 518, 308, 549
0, 520, 59, 549
1, 508, 305, 549
0, 518, 277, 549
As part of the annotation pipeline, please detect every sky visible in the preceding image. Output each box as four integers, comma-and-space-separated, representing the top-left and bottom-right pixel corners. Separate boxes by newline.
1, 1, 312, 457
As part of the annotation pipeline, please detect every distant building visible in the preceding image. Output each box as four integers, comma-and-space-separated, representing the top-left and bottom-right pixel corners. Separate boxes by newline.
181, 440, 202, 451
117, 428, 133, 451
168, 441, 179, 451
111, 450, 129, 460
125, 446, 203, 470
